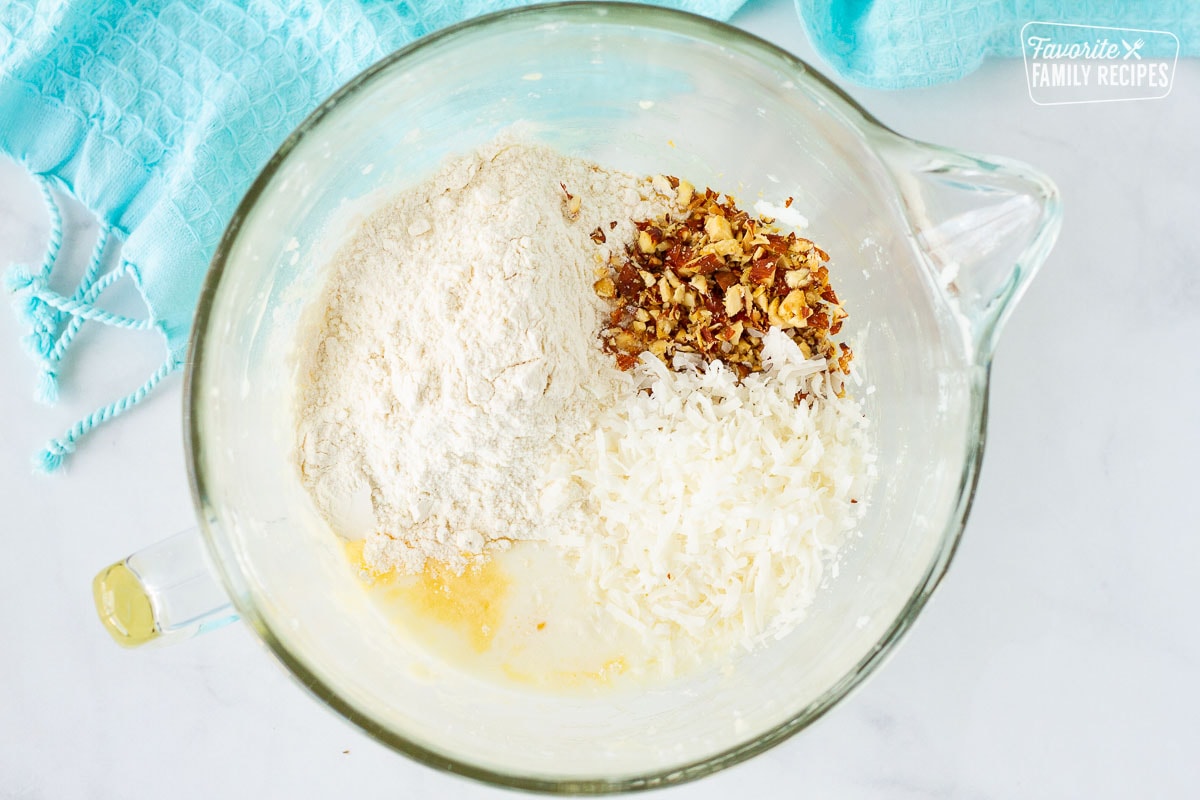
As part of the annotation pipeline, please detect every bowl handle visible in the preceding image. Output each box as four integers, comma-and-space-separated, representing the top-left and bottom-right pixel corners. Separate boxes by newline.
93, 528, 239, 648
876, 136, 1062, 361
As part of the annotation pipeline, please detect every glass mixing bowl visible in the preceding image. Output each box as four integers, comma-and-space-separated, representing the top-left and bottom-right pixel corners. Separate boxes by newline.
91, 3, 1059, 791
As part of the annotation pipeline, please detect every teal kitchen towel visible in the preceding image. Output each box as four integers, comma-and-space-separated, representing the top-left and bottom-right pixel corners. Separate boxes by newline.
0, 0, 744, 471
798, 0, 1197, 88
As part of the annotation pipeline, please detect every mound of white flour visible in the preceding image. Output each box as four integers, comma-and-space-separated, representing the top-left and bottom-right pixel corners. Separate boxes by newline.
296, 140, 671, 573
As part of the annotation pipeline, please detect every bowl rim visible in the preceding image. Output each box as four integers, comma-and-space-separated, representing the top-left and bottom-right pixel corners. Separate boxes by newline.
185, 2, 988, 793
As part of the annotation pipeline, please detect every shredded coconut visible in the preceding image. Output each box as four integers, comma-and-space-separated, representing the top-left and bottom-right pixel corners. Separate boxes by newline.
555, 329, 874, 663
296, 139, 671, 573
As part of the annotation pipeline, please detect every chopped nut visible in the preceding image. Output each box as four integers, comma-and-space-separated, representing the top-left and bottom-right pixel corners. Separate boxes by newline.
615, 352, 639, 370
753, 286, 769, 313
614, 331, 639, 351
779, 289, 808, 327
560, 183, 581, 220
676, 179, 695, 208
593, 182, 851, 376
691, 254, 721, 275
766, 296, 785, 327
718, 321, 744, 343
784, 268, 809, 288
725, 284, 744, 317
704, 214, 734, 241
713, 270, 738, 291
590, 226, 607, 244
748, 261, 776, 286
705, 238, 741, 258
614, 263, 641, 296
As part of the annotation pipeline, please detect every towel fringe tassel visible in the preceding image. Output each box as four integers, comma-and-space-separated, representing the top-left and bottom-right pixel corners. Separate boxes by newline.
35, 354, 182, 473
5, 173, 177, 472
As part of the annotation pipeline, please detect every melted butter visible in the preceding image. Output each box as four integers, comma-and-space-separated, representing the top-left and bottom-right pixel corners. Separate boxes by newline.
386, 559, 509, 653
343, 539, 508, 654
342, 539, 649, 691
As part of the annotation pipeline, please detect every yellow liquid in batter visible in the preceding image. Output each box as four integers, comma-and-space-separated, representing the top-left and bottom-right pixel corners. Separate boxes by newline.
344, 540, 649, 690
393, 557, 510, 653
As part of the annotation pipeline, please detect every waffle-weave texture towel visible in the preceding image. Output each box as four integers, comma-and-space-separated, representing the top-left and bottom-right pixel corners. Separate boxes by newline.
797, 0, 1198, 88
0, 0, 744, 470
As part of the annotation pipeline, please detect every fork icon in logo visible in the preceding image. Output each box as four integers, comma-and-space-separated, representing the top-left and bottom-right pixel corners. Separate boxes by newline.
1122, 38, 1145, 59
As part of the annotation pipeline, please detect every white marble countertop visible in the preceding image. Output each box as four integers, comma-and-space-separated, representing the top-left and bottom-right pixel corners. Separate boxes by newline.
2, 1, 1197, 796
